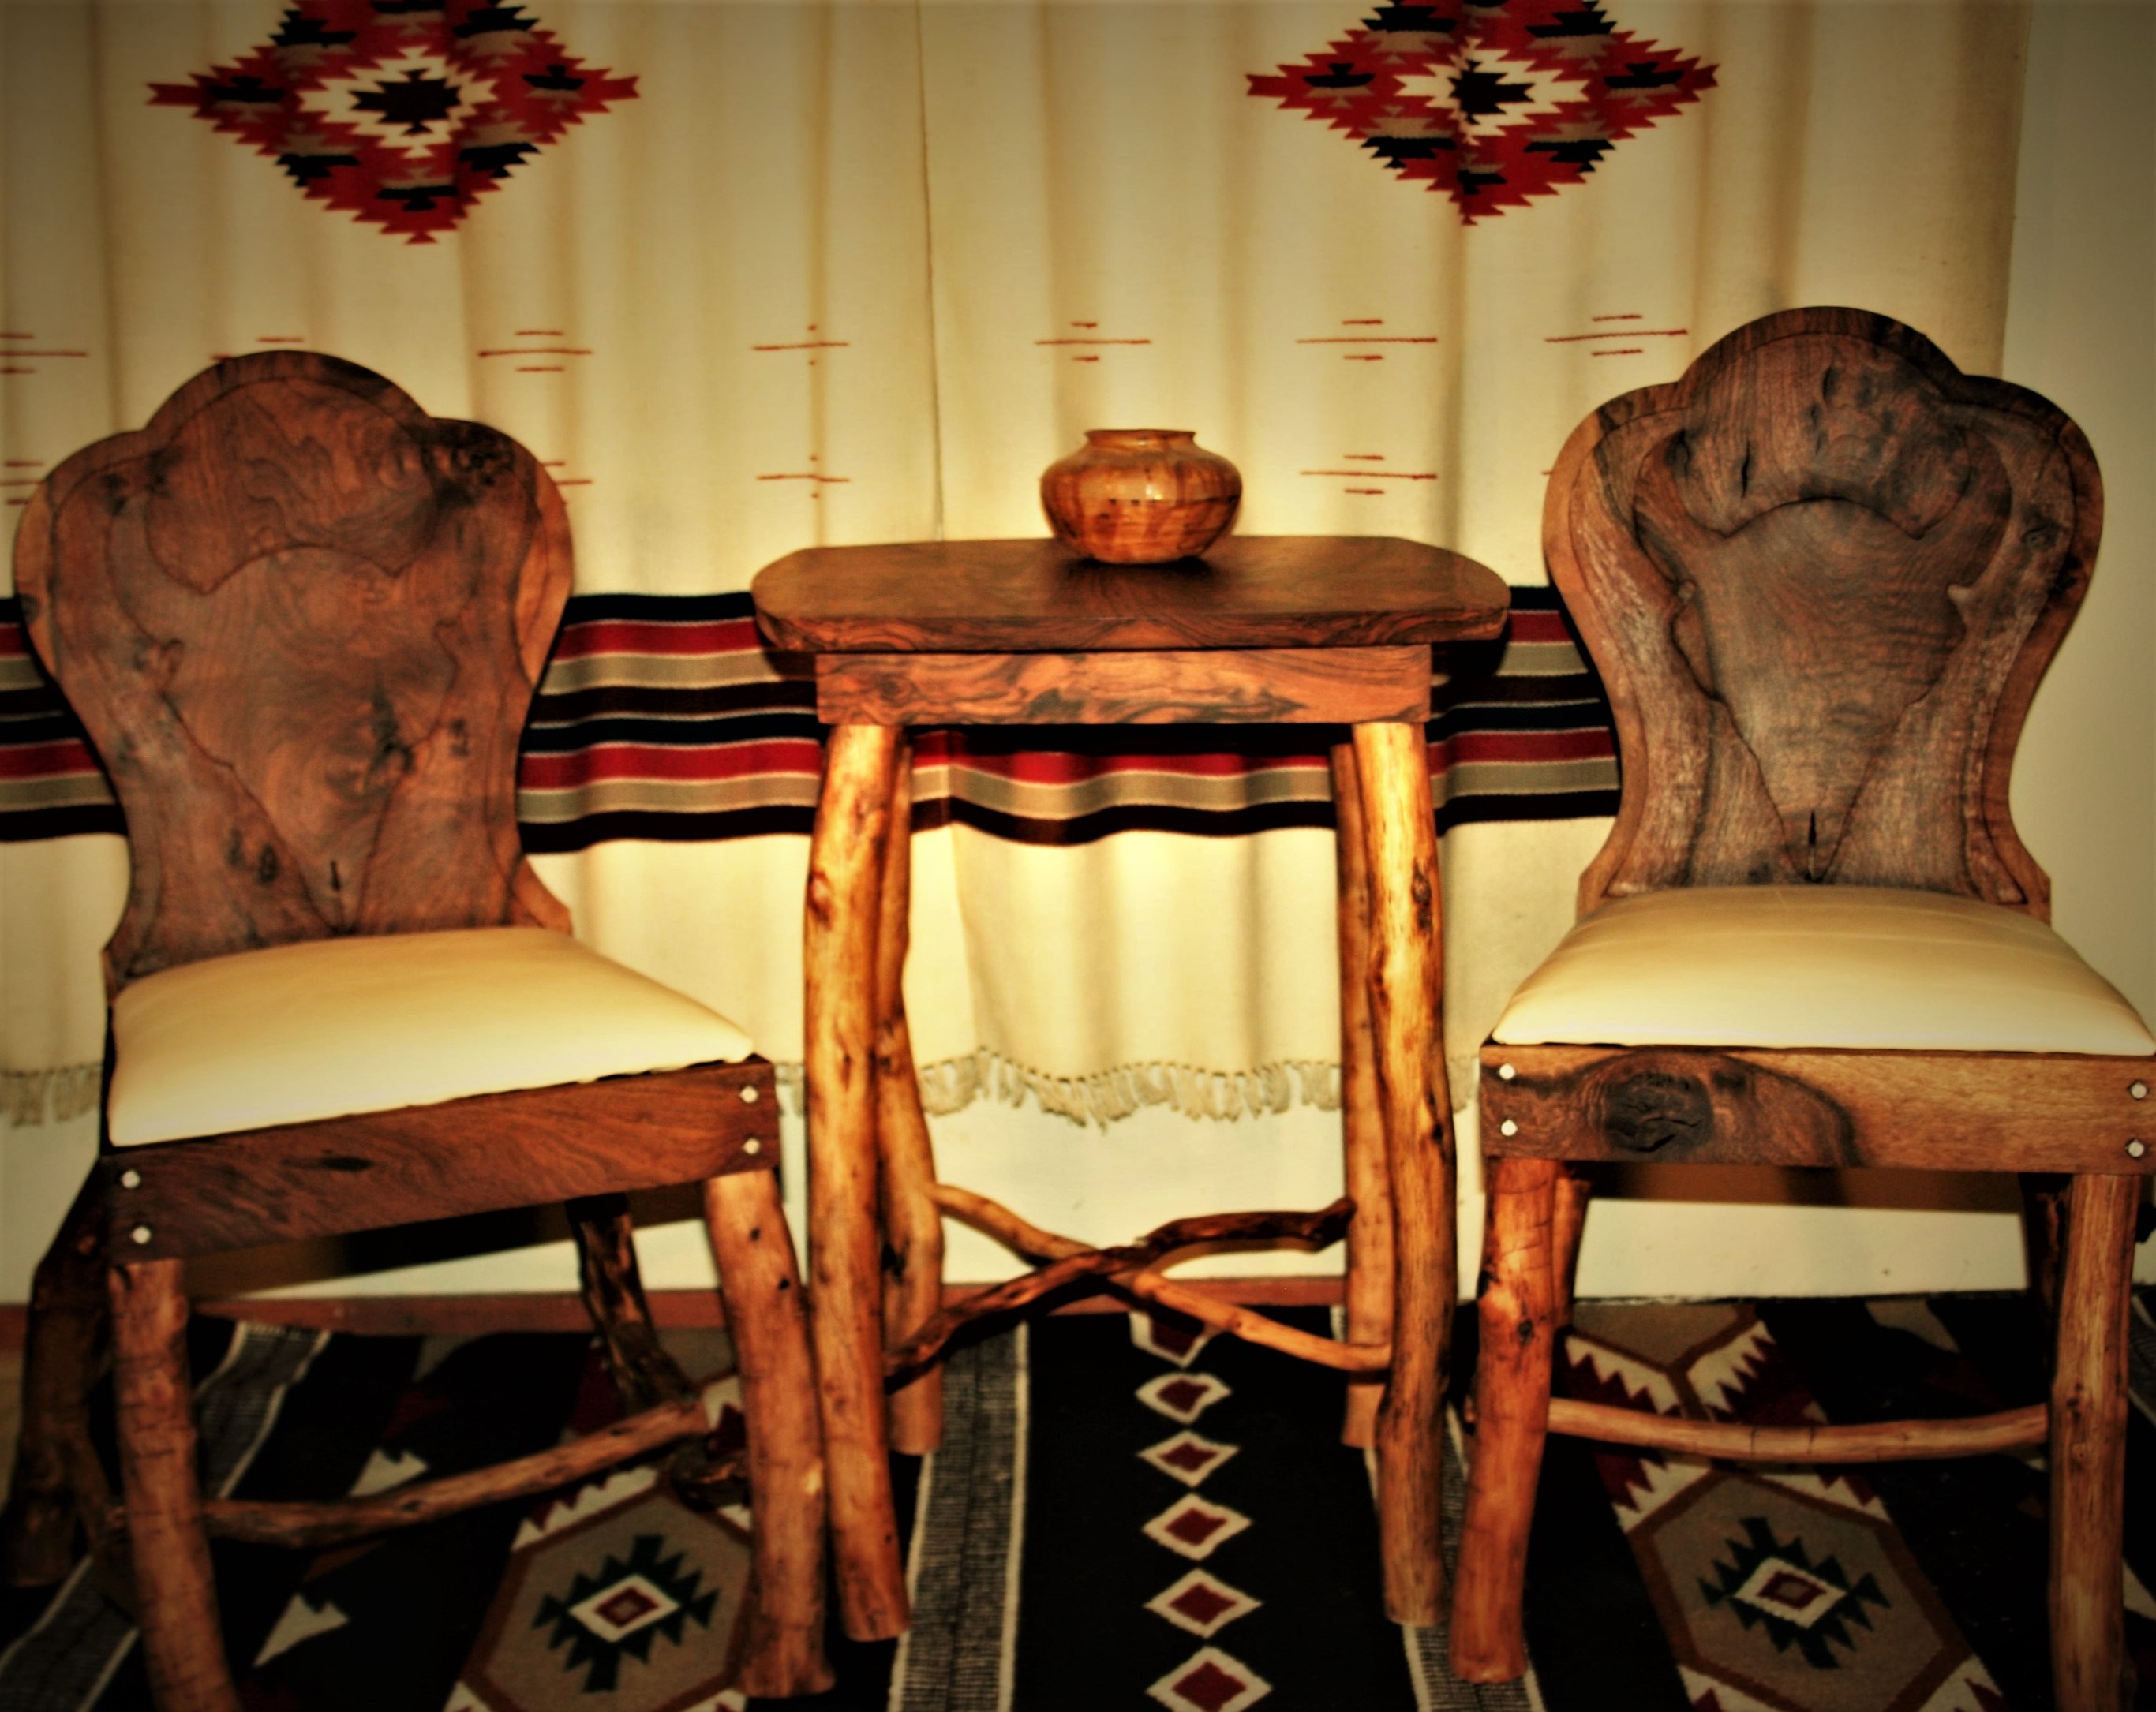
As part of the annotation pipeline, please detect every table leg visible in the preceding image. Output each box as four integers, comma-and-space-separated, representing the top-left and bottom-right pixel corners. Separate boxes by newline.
1352, 718, 1455, 1627
876, 735, 946, 1456
805, 721, 909, 1640
1330, 741, 1393, 1450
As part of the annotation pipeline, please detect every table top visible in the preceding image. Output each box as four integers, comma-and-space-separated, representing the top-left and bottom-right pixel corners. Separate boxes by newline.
751, 536, 1509, 654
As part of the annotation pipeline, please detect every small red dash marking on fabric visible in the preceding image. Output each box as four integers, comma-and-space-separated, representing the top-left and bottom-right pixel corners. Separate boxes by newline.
254, 335, 305, 344
1343, 354, 1383, 362
4, 498, 28, 505
0, 479, 40, 487
1072, 320, 1098, 327
1298, 336, 1434, 344
1346, 488, 1383, 495
1072, 355, 1100, 363
515, 329, 565, 336
1545, 328, 1686, 342
1035, 338, 1151, 346
1342, 317, 1383, 324
0, 350, 88, 358
1342, 454, 1385, 461
478, 346, 592, 357
517, 365, 565, 372
541, 461, 567, 467
1590, 348, 1645, 356
0, 332, 32, 339
1302, 469, 1435, 480
1591, 313, 1642, 322
556, 479, 593, 486
1, 368, 36, 376
752, 340, 849, 351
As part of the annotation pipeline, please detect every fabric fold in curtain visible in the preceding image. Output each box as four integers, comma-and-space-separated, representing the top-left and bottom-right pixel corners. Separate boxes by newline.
2, 0, 2031, 1155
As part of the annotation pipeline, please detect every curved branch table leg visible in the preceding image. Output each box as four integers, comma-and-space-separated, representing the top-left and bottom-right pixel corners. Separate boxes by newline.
805, 720, 909, 1640
1353, 717, 1455, 1627
875, 735, 946, 1456
1331, 741, 1394, 1450
1549, 1163, 1593, 1332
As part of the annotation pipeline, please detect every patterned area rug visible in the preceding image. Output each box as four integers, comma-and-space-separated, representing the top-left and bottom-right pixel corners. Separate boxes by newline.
0, 1293, 2147, 1710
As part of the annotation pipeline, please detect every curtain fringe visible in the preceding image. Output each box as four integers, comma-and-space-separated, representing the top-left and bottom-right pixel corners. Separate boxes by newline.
5, 1064, 102, 1127
769, 1049, 1342, 1130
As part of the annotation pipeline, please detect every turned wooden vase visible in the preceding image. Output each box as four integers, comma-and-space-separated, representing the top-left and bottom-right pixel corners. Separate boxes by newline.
1039, 429, 1241, 563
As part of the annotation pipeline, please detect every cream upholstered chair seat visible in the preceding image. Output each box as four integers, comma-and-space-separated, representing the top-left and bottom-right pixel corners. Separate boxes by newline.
107, 926, 754, 1148
1492, 885, 2156, 1056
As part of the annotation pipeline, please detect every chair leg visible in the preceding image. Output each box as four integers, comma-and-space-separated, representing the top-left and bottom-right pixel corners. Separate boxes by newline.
109, 1258, 241, 1712
805, 720, 909, 1639
702, 1171, 834, 1698
1353, 719, 1455, 1627
1331, 741, 1393, 1451
1549, 1162, 1593, 1332
874, 735, 946, 1457
2049, 1172, 2139, 1712
2019, 1171, 2072, 1324
1450, 1156, 1560, 1682
1, 1172, 112, 1586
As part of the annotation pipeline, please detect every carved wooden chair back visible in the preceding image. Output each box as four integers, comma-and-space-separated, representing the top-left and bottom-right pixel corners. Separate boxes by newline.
13, 351, 572, 995
1543, 306, 2100, 920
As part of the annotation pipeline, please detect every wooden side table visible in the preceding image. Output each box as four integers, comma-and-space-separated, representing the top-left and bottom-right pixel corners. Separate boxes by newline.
752, 536, 1510, 1641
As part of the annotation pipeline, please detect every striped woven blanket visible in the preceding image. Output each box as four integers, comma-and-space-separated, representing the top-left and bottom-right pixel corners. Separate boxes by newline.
0, 589, 1613, 848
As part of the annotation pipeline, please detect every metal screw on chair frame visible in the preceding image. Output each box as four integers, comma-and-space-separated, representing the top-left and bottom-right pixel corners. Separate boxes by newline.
741, 1085, 762, 1104
2128, 1138, 2148, 1160
744, 1139, 763, 1156
1499, 1119, 1518, 1137
2132, 1081, 2148, 1101
1496, 1063, 1517, 1081
119, 1169, 142, 1189
129, 1225, 152, 1246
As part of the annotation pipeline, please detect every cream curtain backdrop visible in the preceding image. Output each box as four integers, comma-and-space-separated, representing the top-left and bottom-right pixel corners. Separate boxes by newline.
5, 0, 2111, 1300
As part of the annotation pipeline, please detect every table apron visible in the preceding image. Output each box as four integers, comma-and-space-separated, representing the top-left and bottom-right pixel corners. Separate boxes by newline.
813, 645, 1432, 726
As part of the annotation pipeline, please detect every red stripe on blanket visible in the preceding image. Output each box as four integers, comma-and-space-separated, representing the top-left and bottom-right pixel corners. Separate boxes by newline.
549, 619, 765, 660
518, 738, 824, 787
0, 739, 99, 779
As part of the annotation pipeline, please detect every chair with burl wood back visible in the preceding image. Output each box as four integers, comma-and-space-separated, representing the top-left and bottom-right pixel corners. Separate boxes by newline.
0, 353, 830, 1710
1448, 308, 2152, 1712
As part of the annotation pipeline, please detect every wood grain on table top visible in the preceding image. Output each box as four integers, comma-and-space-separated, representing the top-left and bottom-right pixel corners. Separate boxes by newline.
752, 536, 1510, 653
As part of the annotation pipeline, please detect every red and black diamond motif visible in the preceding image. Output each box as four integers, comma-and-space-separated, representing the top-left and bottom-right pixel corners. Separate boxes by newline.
1249, 1, 1715, 220
149, 2, 637, 242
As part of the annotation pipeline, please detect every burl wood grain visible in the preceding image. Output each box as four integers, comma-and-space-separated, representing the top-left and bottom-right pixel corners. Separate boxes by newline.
1480, 1041, 2156, 1175
13, 352, 573, 992
100, 1058, 780, 1260
754, 536, 1507, 654
1545, 306, 2100, 918
815, 645, 1432, 727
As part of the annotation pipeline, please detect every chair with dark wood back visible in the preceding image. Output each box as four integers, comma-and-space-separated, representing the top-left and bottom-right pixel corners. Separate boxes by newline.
1448, 308, 2150, 1711
0, 353, 831, 1707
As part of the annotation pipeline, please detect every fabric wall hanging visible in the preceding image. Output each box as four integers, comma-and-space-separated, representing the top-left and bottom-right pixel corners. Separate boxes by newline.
1, 2, 2030, 1184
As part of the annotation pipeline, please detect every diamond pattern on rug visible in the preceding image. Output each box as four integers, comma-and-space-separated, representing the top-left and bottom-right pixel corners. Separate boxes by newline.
1133, 1310, 1218, 1369
1147, 1646, 1273, 1712
1144, 1493, 1253, 1563
1562, 1303, 2004, 1712
1138, 1370, 1233, 1424
1248, 0, 1716, 220
1141, 1431, 1239, 1488
148, 1, 637, 242
1147, 1570, 1262, 1639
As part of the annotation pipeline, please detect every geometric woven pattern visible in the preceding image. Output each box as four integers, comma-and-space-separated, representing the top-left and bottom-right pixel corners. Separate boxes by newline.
148, 2, 636, 242
1251, 0, 1715, 220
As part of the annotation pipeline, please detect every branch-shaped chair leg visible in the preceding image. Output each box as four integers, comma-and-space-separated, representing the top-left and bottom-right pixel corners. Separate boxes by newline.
2049, 1172, 2137, 1712
110, 1259, 241, 1712
704, 1170, 833, 1698
1450, 1156, 1559, 1682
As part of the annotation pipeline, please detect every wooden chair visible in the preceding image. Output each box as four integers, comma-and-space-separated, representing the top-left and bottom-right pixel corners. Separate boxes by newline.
0, 353, 832, 1708
1448, 307, 2151, 1712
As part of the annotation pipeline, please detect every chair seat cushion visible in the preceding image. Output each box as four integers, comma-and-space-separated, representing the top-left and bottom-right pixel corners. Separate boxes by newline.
107, 927, 754, 1147
1491, 886, 2156, 1056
